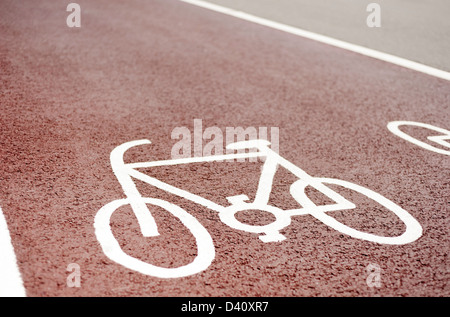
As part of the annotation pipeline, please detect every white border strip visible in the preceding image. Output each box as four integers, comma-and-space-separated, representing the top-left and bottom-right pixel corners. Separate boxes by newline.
0, 206, 26, 297
179, 0, 450, 81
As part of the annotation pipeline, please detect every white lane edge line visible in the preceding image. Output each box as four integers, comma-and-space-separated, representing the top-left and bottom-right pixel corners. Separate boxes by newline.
0, 206, 26, 297
178, 0, 450, 81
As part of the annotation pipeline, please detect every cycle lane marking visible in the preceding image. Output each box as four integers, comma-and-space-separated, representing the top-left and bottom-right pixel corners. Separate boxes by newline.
387, 121, 450, 156
0, 206, 26, 297
178, 0, 450, 81
94, 139, 423, 278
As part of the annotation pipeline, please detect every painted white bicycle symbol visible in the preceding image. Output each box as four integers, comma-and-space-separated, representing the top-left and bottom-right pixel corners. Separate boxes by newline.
387, 121, 450, 155
94, 139, 423, 278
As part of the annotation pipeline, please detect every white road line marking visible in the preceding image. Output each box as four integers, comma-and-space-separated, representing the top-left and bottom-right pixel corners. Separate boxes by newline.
179, 0, 450, 81
0, 206, 26, 297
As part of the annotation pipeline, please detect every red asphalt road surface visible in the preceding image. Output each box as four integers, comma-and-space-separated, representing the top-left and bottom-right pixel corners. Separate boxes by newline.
1, 0, 449, 296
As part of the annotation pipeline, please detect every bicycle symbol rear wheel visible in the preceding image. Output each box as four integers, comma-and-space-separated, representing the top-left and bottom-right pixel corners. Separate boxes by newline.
94, 197, 215, 278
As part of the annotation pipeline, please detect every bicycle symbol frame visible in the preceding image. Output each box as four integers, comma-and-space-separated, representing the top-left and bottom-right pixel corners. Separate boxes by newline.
94, 139, 423, 278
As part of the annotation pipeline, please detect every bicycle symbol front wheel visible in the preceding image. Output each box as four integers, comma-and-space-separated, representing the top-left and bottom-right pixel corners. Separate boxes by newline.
94, 197, 215, 278
291, 178, 423, 245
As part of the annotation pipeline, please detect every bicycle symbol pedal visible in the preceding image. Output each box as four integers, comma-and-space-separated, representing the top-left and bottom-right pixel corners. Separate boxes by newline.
222, 194, 290, 242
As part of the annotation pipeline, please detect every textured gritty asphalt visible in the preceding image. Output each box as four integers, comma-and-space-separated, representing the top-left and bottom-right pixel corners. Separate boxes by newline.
0, 0, 449, 296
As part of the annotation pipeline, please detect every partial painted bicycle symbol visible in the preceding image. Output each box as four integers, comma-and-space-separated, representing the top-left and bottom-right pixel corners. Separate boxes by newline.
94, 139, 423, 278
387, 121, 450, 155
